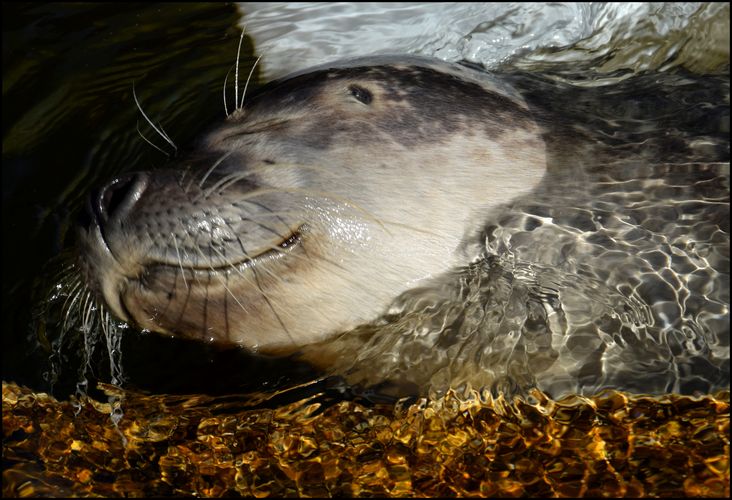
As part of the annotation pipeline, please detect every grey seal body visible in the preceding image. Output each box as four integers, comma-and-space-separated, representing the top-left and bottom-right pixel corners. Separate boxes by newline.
76, 56, 729, 396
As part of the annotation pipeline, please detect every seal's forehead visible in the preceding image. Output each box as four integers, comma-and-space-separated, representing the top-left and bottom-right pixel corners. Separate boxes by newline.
322, 65, 502, 105
246, 55, 528, 113
311, 55, 519, 98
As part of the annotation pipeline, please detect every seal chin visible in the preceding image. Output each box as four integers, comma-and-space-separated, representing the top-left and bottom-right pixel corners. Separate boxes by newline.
76, 221, 133, 324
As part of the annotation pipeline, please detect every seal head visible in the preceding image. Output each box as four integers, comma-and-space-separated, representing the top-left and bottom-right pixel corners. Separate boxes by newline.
77, 56, 547, 354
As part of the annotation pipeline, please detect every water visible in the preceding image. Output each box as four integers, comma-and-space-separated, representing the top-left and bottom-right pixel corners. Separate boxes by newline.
1, 3, 729, 401
239, 2, 729, 80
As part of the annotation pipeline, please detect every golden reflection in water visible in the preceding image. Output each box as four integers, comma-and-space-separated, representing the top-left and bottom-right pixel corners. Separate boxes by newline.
2, 381, 729, 498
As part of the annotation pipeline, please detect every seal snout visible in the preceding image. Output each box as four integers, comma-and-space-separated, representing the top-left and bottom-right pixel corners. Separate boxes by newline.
90, 172, 148, 225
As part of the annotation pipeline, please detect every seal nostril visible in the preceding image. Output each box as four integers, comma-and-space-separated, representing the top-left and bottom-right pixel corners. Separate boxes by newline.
102, 180, 129, 218
94, 173, 148, 223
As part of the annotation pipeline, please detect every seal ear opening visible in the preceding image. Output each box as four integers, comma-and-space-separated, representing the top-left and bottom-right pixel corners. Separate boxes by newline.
348, 84, 373, 105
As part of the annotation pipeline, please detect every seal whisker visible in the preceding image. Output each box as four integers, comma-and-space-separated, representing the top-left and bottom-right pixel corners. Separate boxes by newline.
234, 29, 245, 110
191, 229, 298, 346
169, 259, 197, 331
133, 81, 177, 154
198, 171, 240, 201
206, 183, 393, 236
136, 120, 169, 157
210, 219, 299, 346
217, 220, 294, 286
240, 198, 321, 270
223, 64, 234, 117
228, 207, 303, 218
197, 150, 235, 190
247, 237, 389, 301
197, 160, 345, 201
191, 205, 387, 304
59, 271, 83, 309
141, 229, 199, 324
185, 223, 257, 312
241, 184, 458, 241
247, 201, 458, 242
80, 287, 96, 334
155, 121, 175, 152
234, 198, 298, 239
170, 232, 189, 290
62, 280, 86, 334
241, 55, 261, 108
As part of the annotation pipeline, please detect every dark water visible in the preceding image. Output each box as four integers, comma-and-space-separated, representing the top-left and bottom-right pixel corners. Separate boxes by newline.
2, 3, 729, 403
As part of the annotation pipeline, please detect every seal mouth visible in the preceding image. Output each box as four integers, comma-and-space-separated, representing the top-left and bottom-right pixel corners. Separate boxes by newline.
147, 225, 306, 276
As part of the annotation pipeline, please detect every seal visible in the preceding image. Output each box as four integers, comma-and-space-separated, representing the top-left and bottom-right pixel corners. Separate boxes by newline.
77, 55, 547, 354
75, 55, 729, 396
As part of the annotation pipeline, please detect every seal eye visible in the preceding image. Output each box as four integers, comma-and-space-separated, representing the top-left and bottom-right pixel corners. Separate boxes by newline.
348, 84, 373, 105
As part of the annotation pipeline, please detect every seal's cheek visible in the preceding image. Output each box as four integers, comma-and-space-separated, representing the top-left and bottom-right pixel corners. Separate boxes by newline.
116, 228, 322, 345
